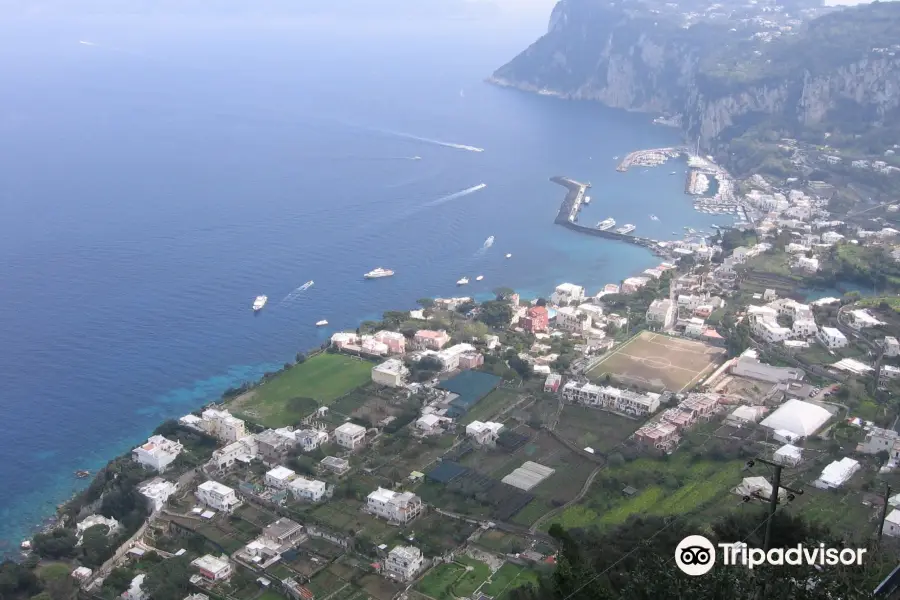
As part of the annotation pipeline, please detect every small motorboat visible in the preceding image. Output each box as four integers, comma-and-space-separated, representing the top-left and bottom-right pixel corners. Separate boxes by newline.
316, 320, 328, 327
476, 275, 484, 281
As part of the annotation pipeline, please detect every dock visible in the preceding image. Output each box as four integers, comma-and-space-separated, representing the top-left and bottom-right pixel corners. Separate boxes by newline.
550, 177, 666, 255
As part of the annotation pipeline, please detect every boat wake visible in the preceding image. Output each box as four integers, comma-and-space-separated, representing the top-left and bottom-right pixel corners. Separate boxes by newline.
377, 128, 484, 153
474, 235, 495, 257
424, 183, 487, 208
281, 281, 314, 303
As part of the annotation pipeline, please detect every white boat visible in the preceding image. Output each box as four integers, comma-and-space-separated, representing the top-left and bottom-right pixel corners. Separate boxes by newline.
584, 195, 591, 204
252, 296, 267, 311
300, 280, 314, 291
483, 236, 494, 248
670, 171, 677, 175
505, 253, 512, 259
616, 224, 636, 234
457, 277, 469, 286
597, 218, 616, 231
412, 156, 421, 161
476, 275, 484, 281
316, 320, 328, 327
364, 267, 394, 279
649, 214, 659, 221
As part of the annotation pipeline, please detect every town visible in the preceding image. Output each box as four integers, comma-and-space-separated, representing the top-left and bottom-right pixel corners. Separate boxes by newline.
14, 153, 900, 600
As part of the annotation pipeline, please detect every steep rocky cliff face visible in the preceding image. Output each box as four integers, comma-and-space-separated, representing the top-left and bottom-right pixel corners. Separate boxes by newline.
492, 0, 900, 148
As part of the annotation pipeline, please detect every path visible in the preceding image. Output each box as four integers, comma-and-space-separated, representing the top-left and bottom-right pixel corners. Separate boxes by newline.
529, 464, 603, 534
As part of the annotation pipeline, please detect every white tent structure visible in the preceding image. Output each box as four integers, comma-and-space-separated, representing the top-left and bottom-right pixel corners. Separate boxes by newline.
732, 477, 786, 501
773, 444, 802, 466
759, 399, 831, 440
813, 458, 860, 489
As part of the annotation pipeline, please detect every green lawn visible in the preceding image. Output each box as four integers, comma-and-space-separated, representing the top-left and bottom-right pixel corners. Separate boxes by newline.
482, 563, 541, 599
258, 591, 288, 600
450, 556, 492, 598
461, 387, 520, 425
416, 563, 466, 600
229, 353, 374, 427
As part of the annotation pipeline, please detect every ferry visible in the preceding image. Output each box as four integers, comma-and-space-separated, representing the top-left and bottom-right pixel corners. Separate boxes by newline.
616, 224, 636, 234
596, 217, 616, 231
364, 267, 394, 279
457, 277, 469, 286
252, 296, 268, 312
476, 275, 484, 281
505, 253, 512, 259
316, 320, 328, 327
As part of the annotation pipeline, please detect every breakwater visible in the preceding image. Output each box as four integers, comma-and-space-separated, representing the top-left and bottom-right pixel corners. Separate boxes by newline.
550, 177, 666, 256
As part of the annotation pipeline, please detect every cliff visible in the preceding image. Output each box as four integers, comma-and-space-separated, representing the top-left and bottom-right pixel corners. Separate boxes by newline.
491, 0, 900, 151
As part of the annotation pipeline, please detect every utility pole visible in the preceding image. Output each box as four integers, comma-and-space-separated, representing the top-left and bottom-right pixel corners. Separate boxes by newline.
879, 484, 893, 545
745, 458, 804, 552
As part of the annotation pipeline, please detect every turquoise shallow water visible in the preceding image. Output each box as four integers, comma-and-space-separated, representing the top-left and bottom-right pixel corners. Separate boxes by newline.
0, 14, 732, 552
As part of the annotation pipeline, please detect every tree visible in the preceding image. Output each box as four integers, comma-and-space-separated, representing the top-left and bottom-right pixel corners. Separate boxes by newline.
143, 556, 192, 600
37, 565, 73, 600
81, 524, 113, 568
535, 298, 548, 307
0, 561, 40, 599
493, 287, 515, 300
477, 301, 514, 328
32, 528, 77, 560
416, 298, 435, 309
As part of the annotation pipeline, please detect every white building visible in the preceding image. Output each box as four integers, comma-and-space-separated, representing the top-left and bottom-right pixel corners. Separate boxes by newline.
137, 478, 178, 513
288, 477, 327, 502
857, 427, 900, 455
817, 327, 848, 349
750, 313, 791, 343
466, 421, 504, 445
435, 343, 477, 371
196, 481, 241, 512
678, 294, 705, 310
366, 488, 423, 523
191, 555, 233, 581
334, 422, 367, 450
821, 231, 844, 244
646, 299, 675, 330
732, 349, 804, 384
295, 429, 329, 452
200, 409, 247, 444
727, 405, 767, 425
684, 318, 706, 338
415, 414, 445, 435
561, 381, 660, 417
885, 337, 900, 357
773, 444, 802, 466
555, 306, 592, 334
759, 399, 832, 441
883, 510, 900, 538
551, 283, 585, 306
372, 358, 409, 388
792, 317, 818, 339
208, 436, 258, 470
132, 435, 183, 473
797, 256, 819, 272
384, 546, 425, 582
848, 309, 885, 330
265, 466, 296, 489
813, 457, 860, 489
122, 574, 147, 600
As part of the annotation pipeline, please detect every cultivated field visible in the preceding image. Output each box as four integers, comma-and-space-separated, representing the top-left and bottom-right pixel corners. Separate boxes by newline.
587, 331, 726, 392
229, 353, 374, 427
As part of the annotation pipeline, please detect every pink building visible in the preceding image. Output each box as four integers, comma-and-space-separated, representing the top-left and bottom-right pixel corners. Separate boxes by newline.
361, 339, 389, 356
523, 306, 549, 333
660, 408, 694, 430
414, 330, 451, 351
634, 422, 679, 449
458, 353, 484, 370
374, 331, 406, 354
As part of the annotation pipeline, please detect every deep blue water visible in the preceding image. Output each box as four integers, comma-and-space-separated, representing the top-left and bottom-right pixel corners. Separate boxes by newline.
0, 14, 732, 551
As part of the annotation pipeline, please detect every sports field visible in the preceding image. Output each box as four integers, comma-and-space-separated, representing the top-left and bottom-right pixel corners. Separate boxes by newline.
228, 353, 374, 427
586, 331, 726, 392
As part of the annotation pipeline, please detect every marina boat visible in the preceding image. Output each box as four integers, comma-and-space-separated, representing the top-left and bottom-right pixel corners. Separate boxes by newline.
252, 295, 267, 312
505, 253, 512, 259
364, 267, 394, 279
457, 277, 469, 286
476, 275, 484, 281
596, 217, 616, 231
616, 224, 636, 234
316, 320, 328, 327
584, 195, 591, 204
649, 214, 659, 221
300, 280, 314, 291
670, 171, 677, 175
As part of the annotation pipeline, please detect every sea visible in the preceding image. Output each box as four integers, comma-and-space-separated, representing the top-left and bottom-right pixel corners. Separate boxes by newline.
0, 9, 733, 553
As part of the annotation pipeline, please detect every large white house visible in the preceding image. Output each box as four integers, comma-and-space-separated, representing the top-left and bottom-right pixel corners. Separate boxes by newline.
817, 327, 848, 349
646, 299, 675, 330
196, 481, 241, 512
288, 477, 327, 502
466, 421, 504, 445
562, 381, 660, 417
384, 546, 425, 582
750, 313, 791, 343
191, 555, 233, 581
132, 435, 183, 473
551, 283, 585, 306
199, 409, 247, 443
372, 358, 409, 388
265, 466, 296, 489
555, 306, 592, 334
208, 437, 258, 470
137, 478, 178, 513
366, 488, 423, 523
334, 422, 367, 450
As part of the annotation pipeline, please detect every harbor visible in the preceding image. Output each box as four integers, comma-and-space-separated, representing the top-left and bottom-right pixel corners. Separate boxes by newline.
550, 176, 667, 256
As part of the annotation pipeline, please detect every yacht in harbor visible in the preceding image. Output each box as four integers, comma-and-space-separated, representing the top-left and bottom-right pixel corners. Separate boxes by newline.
316, 319, 328, 327
616, 224, 636, 234
505, 253, 512, 259
476, 275, 484, 281
457, 277, 469, 286
596, 218, 616, 231
252, 296, 267, 312
364, 267, 394, 279
584, 195, 591, 204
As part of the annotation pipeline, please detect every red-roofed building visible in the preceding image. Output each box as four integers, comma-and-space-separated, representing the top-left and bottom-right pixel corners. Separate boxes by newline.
413, 330, 451, 350
523, 306, 549, 333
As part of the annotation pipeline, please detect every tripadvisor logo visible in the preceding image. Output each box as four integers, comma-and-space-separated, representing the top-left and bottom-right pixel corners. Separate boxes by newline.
674, 535, 867, 576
